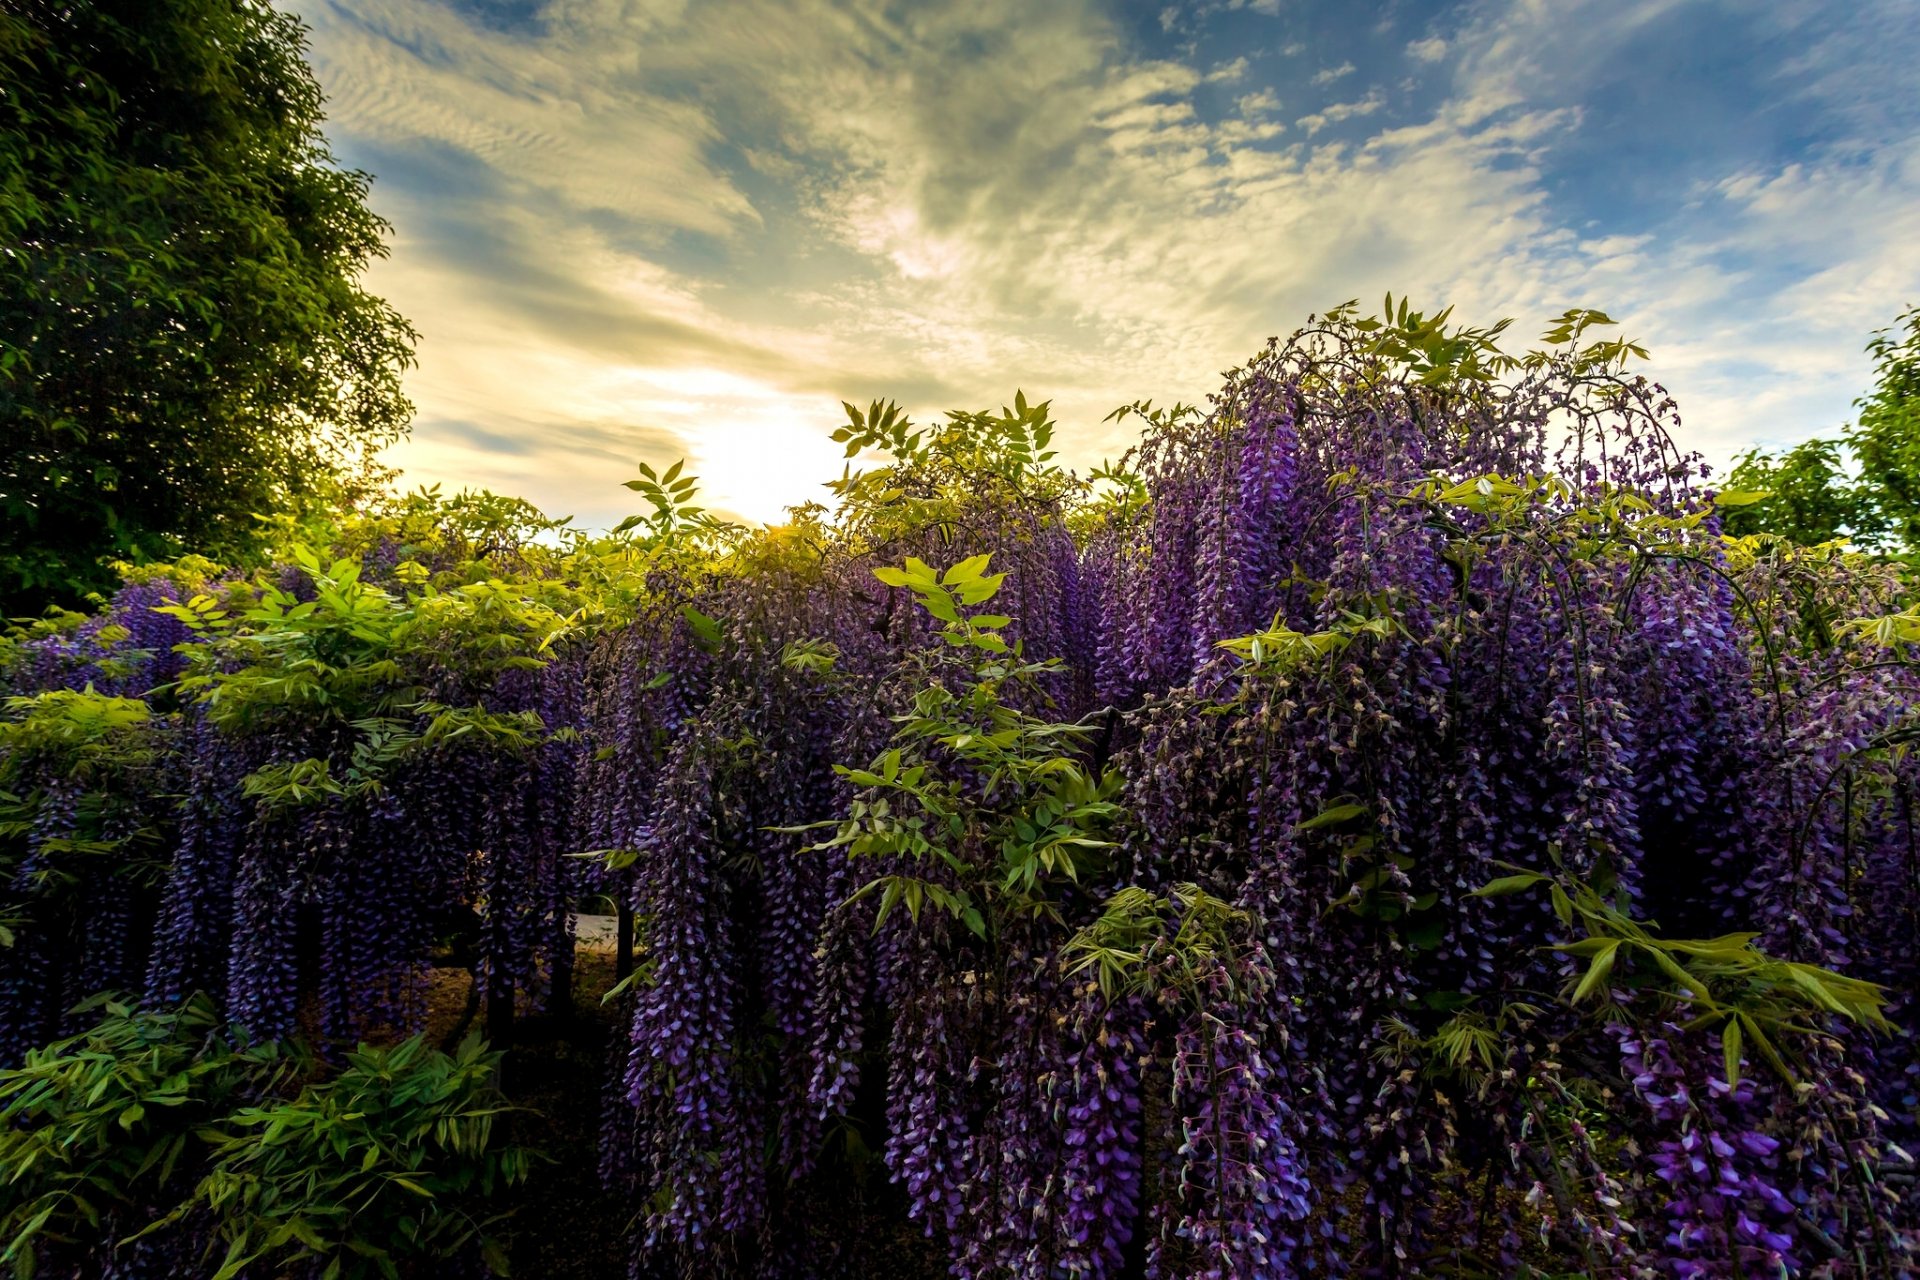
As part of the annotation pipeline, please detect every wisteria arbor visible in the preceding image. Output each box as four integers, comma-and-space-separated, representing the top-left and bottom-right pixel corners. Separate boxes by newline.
2, 303, 1917, 1279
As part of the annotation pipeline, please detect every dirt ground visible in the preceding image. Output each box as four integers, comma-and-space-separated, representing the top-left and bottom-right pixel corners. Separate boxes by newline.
420, 942, 631, 1278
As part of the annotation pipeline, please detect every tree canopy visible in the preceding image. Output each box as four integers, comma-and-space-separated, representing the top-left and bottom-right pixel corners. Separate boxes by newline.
1723, 305, 1920, 553
0, 0, 415, 615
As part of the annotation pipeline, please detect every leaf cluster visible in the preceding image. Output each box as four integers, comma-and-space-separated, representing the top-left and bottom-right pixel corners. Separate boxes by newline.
0, 998, 529, 1280
614, 460, 738, 552
1059, 883, 1252, 1006
802, 555, 1123, 941
0, 995, 299, 1279
176, 1035, 533, 1280
0, 0, 417, 612
0, 689, 166, 944
826, 395, 1078, 553
159, 547, 568, 811
1472, 865, 1890, 1087
1717, 304, 1920, 556
1314, 297, 1649, 391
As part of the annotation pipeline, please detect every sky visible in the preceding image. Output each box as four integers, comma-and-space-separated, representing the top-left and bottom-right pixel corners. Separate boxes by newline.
290, 0, 1920, 530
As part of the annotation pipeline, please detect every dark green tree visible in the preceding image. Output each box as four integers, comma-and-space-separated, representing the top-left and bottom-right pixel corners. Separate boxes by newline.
0, 0, 416, 614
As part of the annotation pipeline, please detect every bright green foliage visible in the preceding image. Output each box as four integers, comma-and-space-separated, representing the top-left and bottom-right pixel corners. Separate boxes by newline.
802, 555, 1124, 940
0, 998, 528, 1280
1216, 613, 1392, 674
614, 459, 738, 550
0, 0, 416, 612
178, 1035, 532, 1280
1313, 297, 1646, 389
310, 489, 571, 578
825, 394, 1079, 554
1718, 305, 1920, 554
1719, 438, 1876, 547
1846, 305, 1920, 551
1059, 883, 1251, 1005
1472, 863, 1890, 1086
0, 995, 300, 1278
158, 546, 570, 811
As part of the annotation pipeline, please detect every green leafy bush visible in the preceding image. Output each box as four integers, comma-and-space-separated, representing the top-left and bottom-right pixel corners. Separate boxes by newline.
0, 994, 294, 1277
180, 1035, 534, 1280
0, 999, 530, 1280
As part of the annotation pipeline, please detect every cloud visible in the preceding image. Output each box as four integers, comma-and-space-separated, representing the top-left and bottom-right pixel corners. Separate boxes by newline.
1410, 0, 1920, 461
1407, 36, 1448, 62
291, 0, 1920, 527
1296, 91, 1384, 136
1311, 60, 1356, 86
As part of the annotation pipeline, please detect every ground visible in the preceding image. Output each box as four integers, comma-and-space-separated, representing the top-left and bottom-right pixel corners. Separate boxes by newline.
423, 931, 631, 1278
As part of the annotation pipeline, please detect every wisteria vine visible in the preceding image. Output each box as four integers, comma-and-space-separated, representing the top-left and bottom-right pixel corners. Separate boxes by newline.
3, 304, 1917, 1279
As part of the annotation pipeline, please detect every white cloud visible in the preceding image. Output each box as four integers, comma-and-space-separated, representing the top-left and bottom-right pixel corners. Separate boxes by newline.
1413, 0, 1920, 464
291, 0, 1920, 526
1296, 91, 1385, 136
1311, 60, 1357, 86
1407, 36, 1449, 62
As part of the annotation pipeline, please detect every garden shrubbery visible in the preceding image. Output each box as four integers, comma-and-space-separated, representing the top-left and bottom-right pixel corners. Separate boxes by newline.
3, 303, 1918, 1277
0, 996, 530, 1278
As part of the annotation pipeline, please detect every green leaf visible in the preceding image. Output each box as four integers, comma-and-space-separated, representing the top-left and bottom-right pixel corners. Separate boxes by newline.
1295, 802, 1368, 832
942, 554, 993, 585
680, 606, 722, 651
1470, 872, 1548, 898
1570, 940, 1620, 1003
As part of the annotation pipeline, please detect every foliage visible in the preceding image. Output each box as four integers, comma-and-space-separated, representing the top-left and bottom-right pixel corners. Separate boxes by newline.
0, 996, 527, 1280
1058, 882, 1250, 1004
158, 545, 567, 808
178, 1034, 532, 1280
0, 994, 298, 1279
1719, 303, 1920, 555
1720, 437, 1876, 547
1473, 862, 1890, 1085
1847, 304, 1920, 550
0, 0, 416, 612
825, 393, 1079, 555
5, 297, 1920, 1278
0, 687, 161, 909
803, 554, 1122, 940
0, 689, 171, 1056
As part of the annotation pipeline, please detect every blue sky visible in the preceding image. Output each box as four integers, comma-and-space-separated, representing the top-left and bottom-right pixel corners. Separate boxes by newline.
290, 0, 1920, 528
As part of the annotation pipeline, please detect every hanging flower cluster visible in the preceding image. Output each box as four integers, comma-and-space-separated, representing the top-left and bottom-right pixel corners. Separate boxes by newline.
3, 301, 1917, 1278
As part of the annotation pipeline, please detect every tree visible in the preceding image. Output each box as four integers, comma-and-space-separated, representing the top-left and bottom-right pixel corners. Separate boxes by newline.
1845, 304, 1920, 550
1718, 437, 1877, 546
1719, 306, 1920, 555
0, 0, 415, 614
